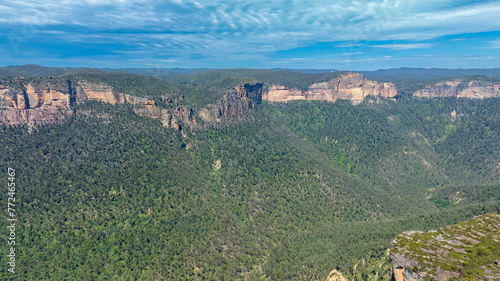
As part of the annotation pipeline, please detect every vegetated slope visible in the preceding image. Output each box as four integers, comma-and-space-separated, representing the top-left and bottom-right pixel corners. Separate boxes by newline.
166, 68, 344, 90
0, 102, 421, 280
0, 68, 499, 280
263, 98, 499, 210
0, 64, 75, 77
64, 70, 190, 100
108, 68, 213, 80
264, 202, 500, 280
391, 213, 500, 280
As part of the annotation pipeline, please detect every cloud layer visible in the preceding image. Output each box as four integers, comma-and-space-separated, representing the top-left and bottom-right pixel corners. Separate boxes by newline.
1, 0, 500, 69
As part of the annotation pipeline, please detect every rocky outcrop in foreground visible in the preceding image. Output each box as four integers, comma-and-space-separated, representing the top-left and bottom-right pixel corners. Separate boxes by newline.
391, 213, 500, 281
263, 72, 398, 104
414, 79, 500, 98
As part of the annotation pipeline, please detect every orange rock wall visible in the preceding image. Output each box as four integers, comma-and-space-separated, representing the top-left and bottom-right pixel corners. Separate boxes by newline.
263, 73, 398, 103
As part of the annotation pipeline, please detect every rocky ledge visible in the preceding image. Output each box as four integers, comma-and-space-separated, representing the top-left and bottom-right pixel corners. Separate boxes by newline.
390, 213, 500, 281
414, 79, 500, 98
0, 77, 73, 126
198, 82, 263, 123
263, 72, 398, 104
0, 77, 188, 129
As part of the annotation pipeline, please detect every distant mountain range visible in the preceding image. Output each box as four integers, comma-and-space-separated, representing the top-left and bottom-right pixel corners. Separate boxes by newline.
3, 64, 500, 81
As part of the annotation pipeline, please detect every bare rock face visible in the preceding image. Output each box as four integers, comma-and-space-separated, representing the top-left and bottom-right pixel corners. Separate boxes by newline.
390, 214, 500, 281
263, 73, 397, 104
199, 82, 263, 123
76, 80, 155, 106
134, 106, 197, 130
0, 76, 199, 130
0, 78, 73, 126
76, 81, 126, 104
414, 79, 500, 98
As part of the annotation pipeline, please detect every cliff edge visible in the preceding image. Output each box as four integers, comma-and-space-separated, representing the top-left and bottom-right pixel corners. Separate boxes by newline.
414, 79, 500, 98
390, 213, 500, 281
263, 72, 398, 104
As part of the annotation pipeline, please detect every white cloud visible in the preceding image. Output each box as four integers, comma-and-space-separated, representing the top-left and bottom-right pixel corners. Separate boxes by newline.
484, 39, 500, 49
370, 43, 436, 50
1, 0, 500, 67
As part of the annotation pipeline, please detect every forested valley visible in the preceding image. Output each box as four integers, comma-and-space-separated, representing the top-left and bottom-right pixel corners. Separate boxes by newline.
0, 66, 499, 280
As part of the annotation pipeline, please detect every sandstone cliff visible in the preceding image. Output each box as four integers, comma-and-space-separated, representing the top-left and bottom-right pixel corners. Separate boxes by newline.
133, 105, 197, 130
414, 79, 500, 98
263, 72, 398, 104
391, 214, 500, 281
0, 78, 188, 129
198, 83, 263, 122
0, 78, 73, 126
0, 73, 398, 127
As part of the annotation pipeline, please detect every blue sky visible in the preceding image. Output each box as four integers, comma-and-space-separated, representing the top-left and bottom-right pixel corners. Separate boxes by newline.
1, 0, 500, 70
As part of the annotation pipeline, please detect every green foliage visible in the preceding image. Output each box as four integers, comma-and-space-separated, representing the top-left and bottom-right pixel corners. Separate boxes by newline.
65, 71, 188, 99
167, 68, 343, 90
263, 202, 500, 280
391, 213, 500, 280
0, 67, 499, 280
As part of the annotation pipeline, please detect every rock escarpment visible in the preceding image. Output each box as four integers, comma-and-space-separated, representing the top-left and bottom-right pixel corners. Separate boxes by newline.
391, 214, 500, 281
133, 105, 197, 130
263, 72, 398, 104
198, 83, 263, 122
0, 73, 399, 127
0, 78, 73, 126
76, 81, 126, 105
414, 79, 500, 98
0, 77, 192, 129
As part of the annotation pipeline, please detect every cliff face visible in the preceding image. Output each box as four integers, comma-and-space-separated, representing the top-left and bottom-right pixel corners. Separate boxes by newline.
263, 73, 398, 104
0, 74, 398, 127
76, 81, 159, 106
0, 78, 73, 126
133, 105, 197, 130
198, 83, 263, 122
390, 214, 500, 281
76, 81, 126, 105
414, 79, 500, 98
0, 78, 189, 129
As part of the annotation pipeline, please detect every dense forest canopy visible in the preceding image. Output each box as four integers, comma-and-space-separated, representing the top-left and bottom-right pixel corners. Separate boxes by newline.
0, 65, 499, 280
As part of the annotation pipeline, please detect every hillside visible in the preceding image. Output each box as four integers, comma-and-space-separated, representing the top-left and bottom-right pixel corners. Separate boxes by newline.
391, 213, 500, 280
0, 66, 499, 280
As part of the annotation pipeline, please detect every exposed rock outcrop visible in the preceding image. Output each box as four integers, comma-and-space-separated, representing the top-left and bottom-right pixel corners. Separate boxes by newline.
0, 78, 189, 129
325, 269, 348, 281
390, 214, 500, 281
0, 78, 73, 126
76, 81, 126, 104
414, 79, 500, 98
263, 73, 398, 104
76, 81, 159, 107
198, 83, 263, 122
133, 105, 197, 130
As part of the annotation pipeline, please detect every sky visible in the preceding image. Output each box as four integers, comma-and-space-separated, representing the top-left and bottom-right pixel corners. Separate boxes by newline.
1, 0, 500, 70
